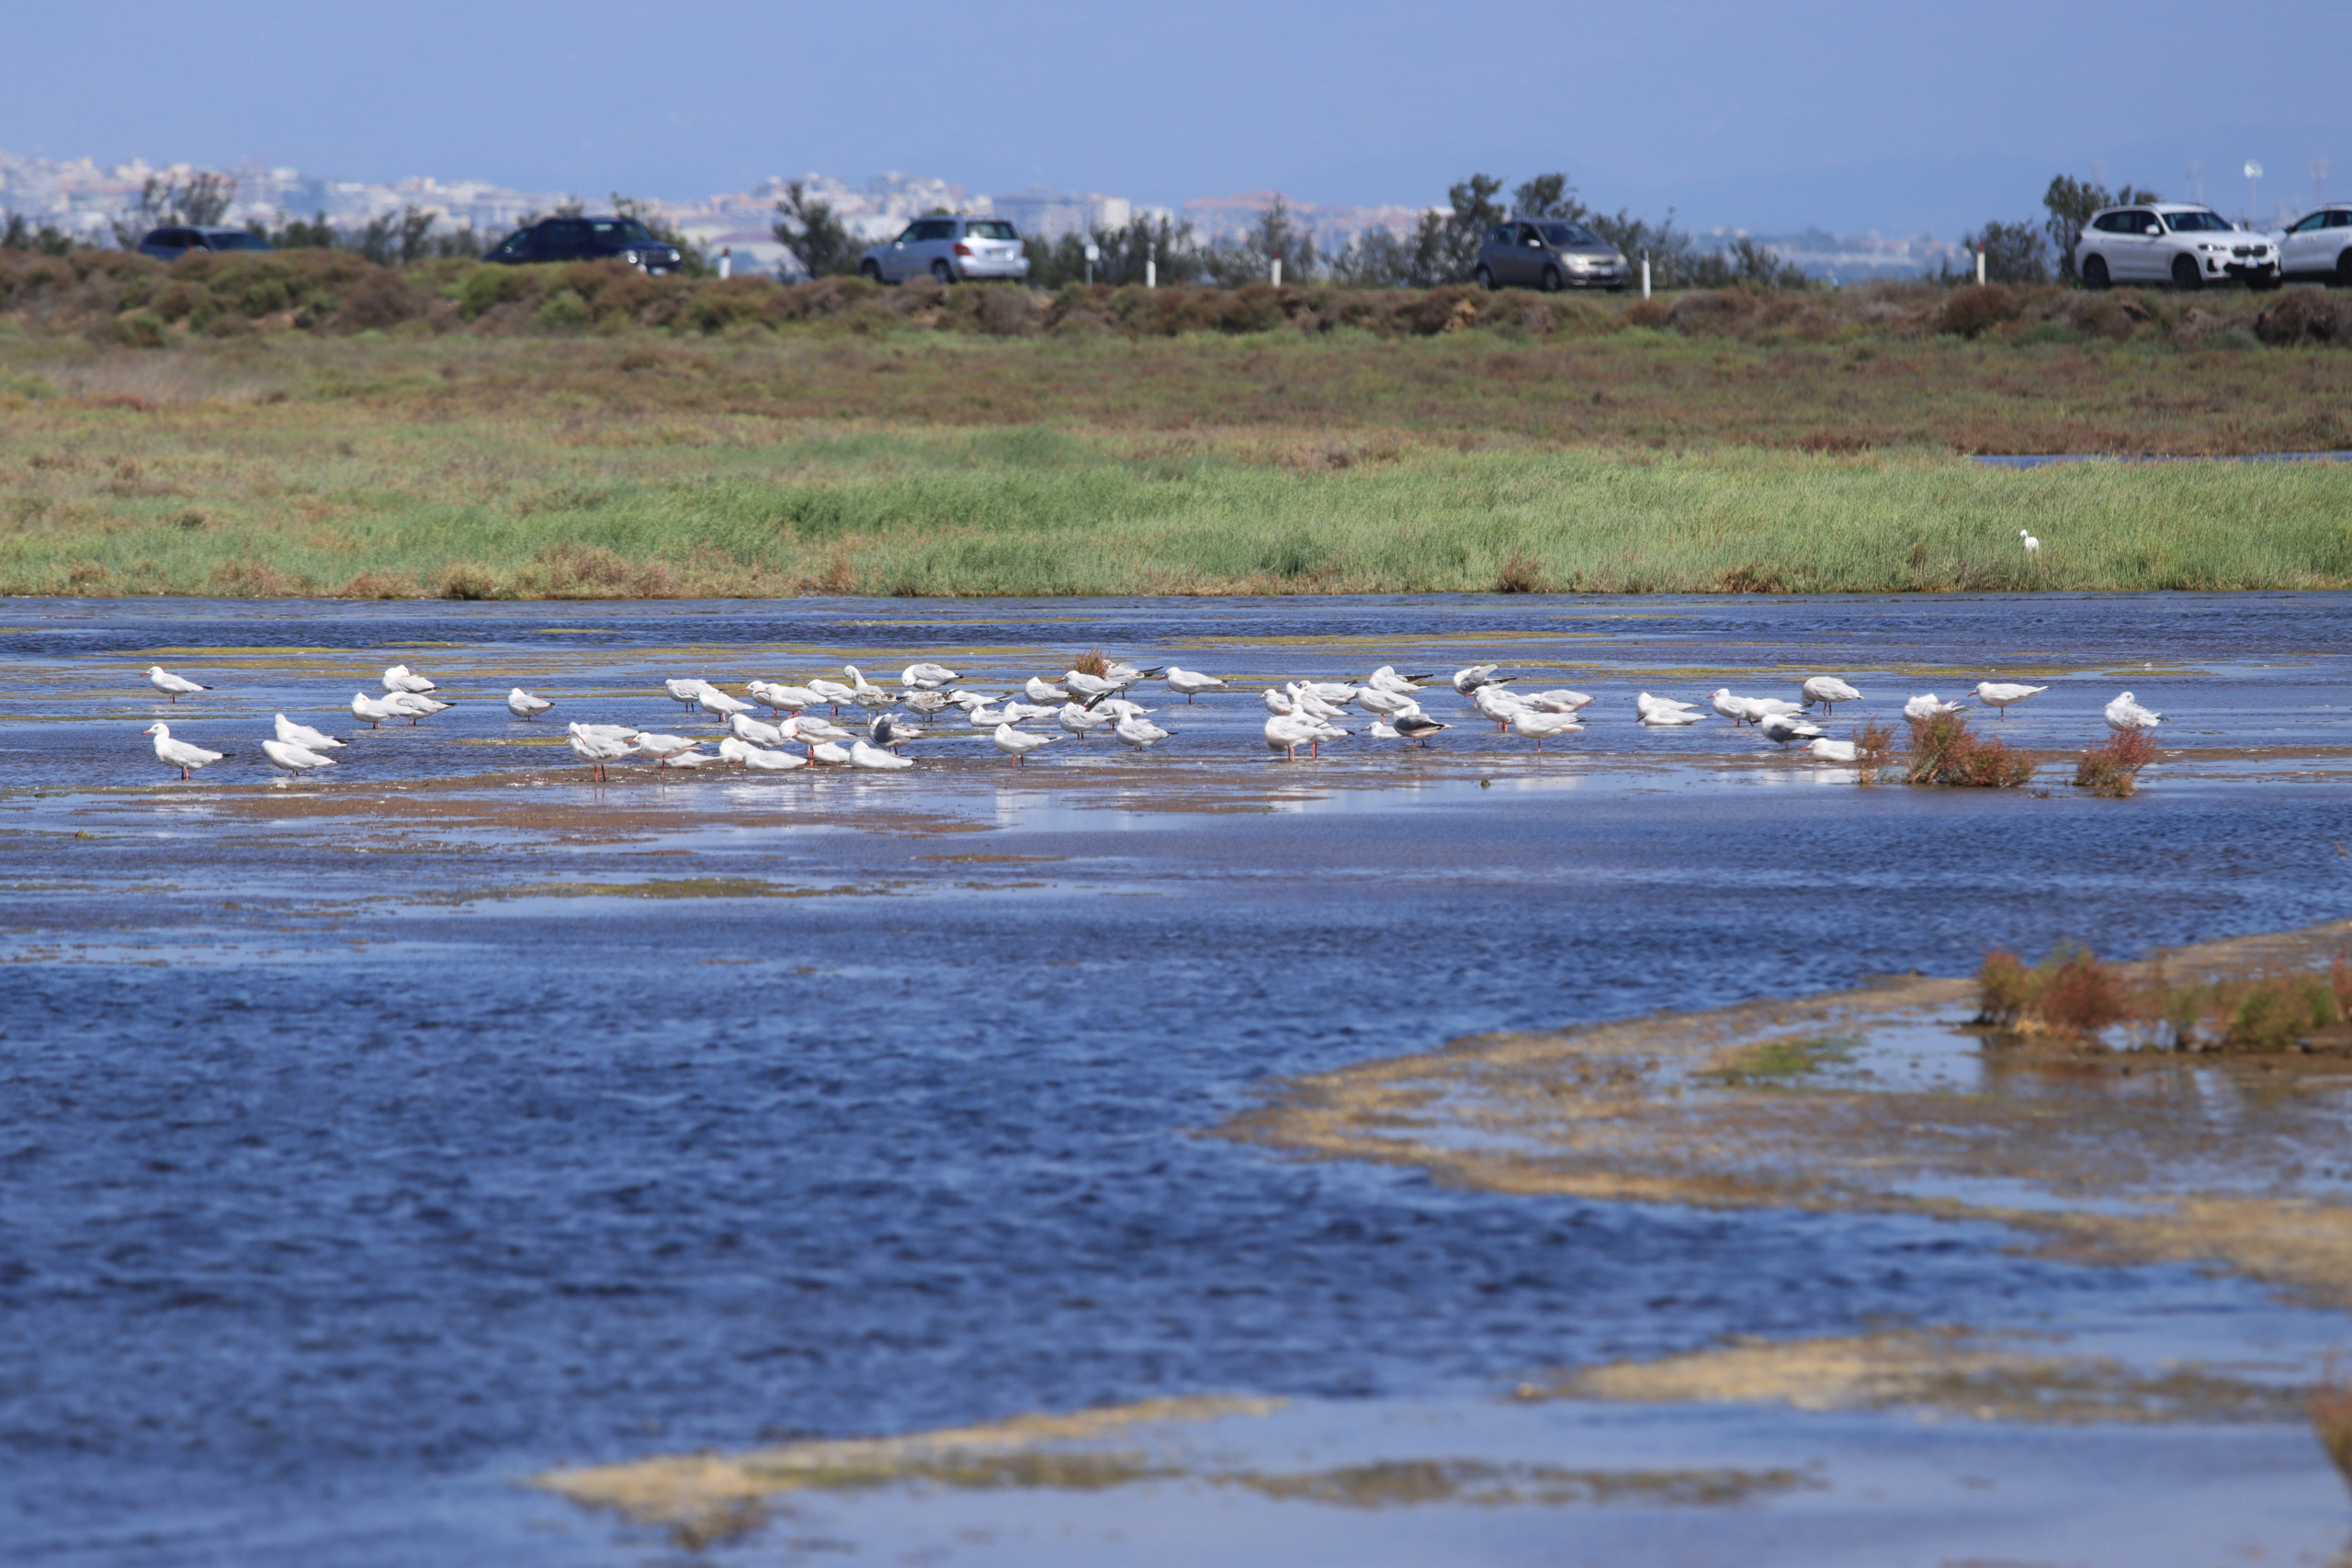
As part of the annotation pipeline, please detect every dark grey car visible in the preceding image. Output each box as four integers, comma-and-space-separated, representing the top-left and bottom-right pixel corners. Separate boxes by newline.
1474, 220, 1628, 292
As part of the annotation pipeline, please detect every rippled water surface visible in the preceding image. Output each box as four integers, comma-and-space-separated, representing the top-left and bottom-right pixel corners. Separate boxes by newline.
3, 592, 2348, 1565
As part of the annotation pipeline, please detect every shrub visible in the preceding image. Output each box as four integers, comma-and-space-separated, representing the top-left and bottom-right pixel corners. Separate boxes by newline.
1905, 711, 2035, 788
533, 288, 590, 333
459, 263, 538, 319
1939, 285, 2022, 339
1854, 720, 1894, 785
1976, 950, 2037, 1027
2074, 727, 2159, 797
2310, 1363, 2352, 1495
2037, 946, 2129, 1035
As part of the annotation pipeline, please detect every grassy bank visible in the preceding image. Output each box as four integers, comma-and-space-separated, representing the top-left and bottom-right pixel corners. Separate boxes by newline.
3, 333, 2348, 597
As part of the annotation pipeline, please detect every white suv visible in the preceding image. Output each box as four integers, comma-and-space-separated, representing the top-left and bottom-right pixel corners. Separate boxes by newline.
2074, 204, 2278, 291
2277, 207, 2352, 286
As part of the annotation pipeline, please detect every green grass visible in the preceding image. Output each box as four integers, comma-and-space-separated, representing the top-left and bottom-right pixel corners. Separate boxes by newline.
6, 424, 2349, 597
3, 332, 2348, 597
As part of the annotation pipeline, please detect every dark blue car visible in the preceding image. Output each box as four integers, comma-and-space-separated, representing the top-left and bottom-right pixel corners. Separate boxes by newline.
483, 216, 684, 274
137, 226, 274, 263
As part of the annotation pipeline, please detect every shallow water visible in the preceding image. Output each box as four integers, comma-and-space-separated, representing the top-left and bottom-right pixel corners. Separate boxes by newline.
3, 592, 2349, 1565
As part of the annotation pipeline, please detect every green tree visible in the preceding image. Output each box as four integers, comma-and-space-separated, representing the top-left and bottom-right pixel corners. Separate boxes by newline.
772, 182, 857, 278
2, 212, 81, 254
1957, 220, 2050, 286
1088, 212, 1198, 287
257, 211, 338, 249
1511, 173, 1586, 220
1439, 174, 1507, 283
109, 172, 236, 245
353, 206, 438, 266
1200, 196, 1318, 287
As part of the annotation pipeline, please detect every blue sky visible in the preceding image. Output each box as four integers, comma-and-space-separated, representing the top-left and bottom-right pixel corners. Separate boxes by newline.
14, 0, 2348, 233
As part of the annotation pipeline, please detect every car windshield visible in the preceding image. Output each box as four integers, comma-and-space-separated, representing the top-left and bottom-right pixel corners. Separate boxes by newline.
1538, 223, 1600, 247
965, 220, 1018, 241
587, 219, 658, 243
206, 231, 273, 252
2162, 210, 2234, 232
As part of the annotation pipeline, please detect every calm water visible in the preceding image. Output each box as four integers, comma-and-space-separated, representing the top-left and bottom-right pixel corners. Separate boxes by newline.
2, 592, 2348, 1564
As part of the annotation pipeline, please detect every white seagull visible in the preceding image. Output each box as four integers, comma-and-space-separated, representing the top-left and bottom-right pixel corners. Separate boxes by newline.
1973, 681, 2049, 719
992, 723, 1057, 764
808, 740, 854, 765
664, 677, 710, 712
901, 662, 960, 690
274, 714, 345, 750
747, 681, 818, 716
351, 692, 405, 728
1474, 685, 1529, 730
1904, 693, 1965, 721
1394, 714, 1448, 749
869, 714, 922, 750
842, 667, 892, 710
1522, 689, 1595, 714
261, 739, 337, 779
631, 731, 700, 761
1023, 676, 1069, 705
1759, 713, 1826, 747
147, 665, 210, 703
848, 739, 914, 771
1114, 716, 1173, 750
2105, 692, 2162, 731
696, 685, 754, 722
1165, 667, 1227, 702
729, 711, 789, 749
143, 723, 226, 780
1512, 710, 1585, 752
1807, 738, 1860, 763
2020, 529, 2041, 556
1453, 664, 1505, 694
805, 675, 857, 714
1263, 712, 1323, 761
1057, 702, 1114, 739
385, 692, 449, 725
567, 727, 636, 781
1638, 706, 1705, 728
382, 664, 438, 695
1634, 692, 1700, 718
507, 688, 554, 721
1801, 676, 1862, 713
718, 737, 808, 772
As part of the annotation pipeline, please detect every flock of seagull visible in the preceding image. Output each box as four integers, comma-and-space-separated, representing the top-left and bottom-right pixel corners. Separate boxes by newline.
134, 656, 2160, 785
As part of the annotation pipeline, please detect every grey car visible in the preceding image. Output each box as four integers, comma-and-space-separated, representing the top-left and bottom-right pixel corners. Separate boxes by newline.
858, 216, 1030, 285
1475, 220, 1628, 291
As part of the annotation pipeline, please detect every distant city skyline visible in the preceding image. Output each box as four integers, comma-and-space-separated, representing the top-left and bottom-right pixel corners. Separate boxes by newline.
5, 0, 2342, 243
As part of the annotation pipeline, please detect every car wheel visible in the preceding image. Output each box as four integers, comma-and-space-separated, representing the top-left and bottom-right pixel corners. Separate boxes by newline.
932, 260, 954, 287
2081, 255, 2109, 291
859, 260, 882, 283
1541, 265, 1562, 293
1475, 265, 1495, 291
2170, 254, 2202, 292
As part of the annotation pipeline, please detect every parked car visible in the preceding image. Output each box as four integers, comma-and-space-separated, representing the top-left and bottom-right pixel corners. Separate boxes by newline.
137, 226, 274, 262
483, 216, 684, 273
2277, 207, 2352, 286
2073, 204, 2278, 291
1474, 220, 1629, 292
858, 217, 1029, 285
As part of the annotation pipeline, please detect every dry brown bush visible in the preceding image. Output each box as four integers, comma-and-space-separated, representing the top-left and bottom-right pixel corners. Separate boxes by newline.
336, 570, 421, 598
2074, 727, 2159, 797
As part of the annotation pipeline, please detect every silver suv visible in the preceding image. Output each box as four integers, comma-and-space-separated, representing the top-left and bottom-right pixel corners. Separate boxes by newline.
858, 217, 1030, 285
2073, 204, 2278, 291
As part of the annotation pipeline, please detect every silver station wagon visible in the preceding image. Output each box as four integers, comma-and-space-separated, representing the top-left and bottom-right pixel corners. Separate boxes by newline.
858, 216, 1031, 285
1475, 220, 1629, 291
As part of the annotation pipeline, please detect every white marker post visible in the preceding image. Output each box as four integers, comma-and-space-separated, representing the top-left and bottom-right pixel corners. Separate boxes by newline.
1272, 252, 1282, 288
1084, 241, 1099, 287
1641, 255, 1651, 299
1975, 246, 1985, 286
1147, 246, 1157, 289
718, 246, 731, 281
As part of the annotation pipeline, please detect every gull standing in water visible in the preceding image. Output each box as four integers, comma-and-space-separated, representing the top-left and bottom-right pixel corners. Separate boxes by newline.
805, 674, 857, 715
274, 714, 346, 750
729, 711, 789, 749
351, 692, 405, 728
2105, 692, 2162, 730
1904, 694, 1964, 720
696, 685, 755, 722
567, 727, 635, 782
261, 739, 337, 781
1474, 685, 1529, 731
1114, 716, 1173, 750
1759, 713, 1826, 747
1057, 702, 1114, 739
1511, 710, 1584, 752
1263, 711, 1321, 761
1800, 676, 1862, 714
1973, 681, 2049, 719
1165, 668, 1227, 702
147, 666, 210, 703
507, 688, 554, 721
747, 681, 817, 717
664, 678, 710, 713
992, 724, 1057, 764
143, 723, 226, 780
386, 692, 450, 725
1395, 714, 1449, 749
